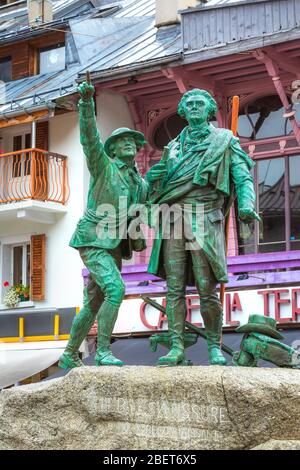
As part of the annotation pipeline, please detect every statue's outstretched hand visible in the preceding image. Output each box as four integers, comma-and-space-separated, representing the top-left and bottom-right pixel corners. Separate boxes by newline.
146, 162, 167, 183
78, 81, 95, 101
239, 208, 261, 224
145, 146, 169, 184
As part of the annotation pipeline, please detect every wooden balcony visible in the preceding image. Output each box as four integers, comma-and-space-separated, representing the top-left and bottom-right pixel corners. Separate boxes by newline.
0, 148, 69, 205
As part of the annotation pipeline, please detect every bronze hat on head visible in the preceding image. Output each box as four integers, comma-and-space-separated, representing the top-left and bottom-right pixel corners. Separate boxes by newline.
235, 314, 283, 340
104, 127, 147, 158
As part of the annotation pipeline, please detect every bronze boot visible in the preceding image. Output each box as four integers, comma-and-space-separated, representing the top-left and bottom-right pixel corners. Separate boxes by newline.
202, 310, 227, 366
95, 302, 124, 366
157, 308, 185, 366
58, 308, 96, 369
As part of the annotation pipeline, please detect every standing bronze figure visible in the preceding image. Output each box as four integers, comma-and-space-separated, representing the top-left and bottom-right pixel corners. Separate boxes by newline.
146, 89, 260, 366
59, 78, 148, 369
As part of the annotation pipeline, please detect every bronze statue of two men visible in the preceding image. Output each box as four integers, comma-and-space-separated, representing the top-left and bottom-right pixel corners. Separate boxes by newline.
59, 78, 259, 370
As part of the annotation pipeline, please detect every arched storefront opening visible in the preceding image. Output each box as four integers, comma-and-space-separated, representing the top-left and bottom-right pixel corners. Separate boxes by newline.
150, 112, 218, 152
238, 94, 300, 140
153, 113, 187, 150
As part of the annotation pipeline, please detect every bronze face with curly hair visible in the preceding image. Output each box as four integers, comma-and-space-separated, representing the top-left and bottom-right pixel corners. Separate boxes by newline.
178, 88, 218, 124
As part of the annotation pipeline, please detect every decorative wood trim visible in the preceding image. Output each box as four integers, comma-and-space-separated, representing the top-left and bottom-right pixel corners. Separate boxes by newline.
36, 121, 49, 151
30, 234, 46, 301
0, 110, 49, 129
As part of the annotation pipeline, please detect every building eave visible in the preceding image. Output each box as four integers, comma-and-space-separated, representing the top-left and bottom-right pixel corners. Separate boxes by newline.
78, 52, 183, 84
182, 28, 300, 66
0, 19, 69, 46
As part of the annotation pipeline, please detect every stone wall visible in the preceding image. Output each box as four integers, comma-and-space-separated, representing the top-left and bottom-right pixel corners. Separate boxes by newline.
0, 366, 299, 450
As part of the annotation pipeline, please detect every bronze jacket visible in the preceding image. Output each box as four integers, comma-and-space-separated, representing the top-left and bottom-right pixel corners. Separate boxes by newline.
69, 97, 148, 259
147, 125, 256, 283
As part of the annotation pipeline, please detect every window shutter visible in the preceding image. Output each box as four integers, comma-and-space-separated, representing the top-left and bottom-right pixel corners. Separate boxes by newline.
36, 121, 49, 150
30, 234, 46, 301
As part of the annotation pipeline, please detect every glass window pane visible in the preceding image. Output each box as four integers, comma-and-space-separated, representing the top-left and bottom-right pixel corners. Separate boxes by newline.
24, 134, 31, 176
237, 220, 255, 255
39, 45, 65, 74
258, 242, 286, 253
291, 241, 300, 250
238, 95, 287, 139
12, 135, 22, 178
13, 246, 23, 285
236, 168, 256, 255
153, 113, 186, 150
13, 135, 22, 151
0, 57, 11, 83
286, 106, 300, 135
25, 133, 31, 149
238, 112, 259, 139
258, 158, 286, 247
289, 155, 300, 244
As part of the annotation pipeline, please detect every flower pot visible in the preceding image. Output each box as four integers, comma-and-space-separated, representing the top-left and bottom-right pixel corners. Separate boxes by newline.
19, 294, 29, 302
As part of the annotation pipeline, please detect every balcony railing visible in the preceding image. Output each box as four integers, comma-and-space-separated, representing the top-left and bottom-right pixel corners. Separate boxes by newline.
0, 148, 70, 205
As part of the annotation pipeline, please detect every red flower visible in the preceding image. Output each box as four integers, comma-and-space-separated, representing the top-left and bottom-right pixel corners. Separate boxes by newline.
3, 281, 9, 287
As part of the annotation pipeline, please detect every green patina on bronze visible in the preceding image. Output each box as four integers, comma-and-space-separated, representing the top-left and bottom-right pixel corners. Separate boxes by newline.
146, 89, 259, 367
143, 297, 300, 369
59, 80, 147, 369
58, 82, 295, 371
233, 315, 300, 368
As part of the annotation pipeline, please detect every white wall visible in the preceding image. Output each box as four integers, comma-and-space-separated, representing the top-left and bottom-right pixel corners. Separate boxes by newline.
47, 111, 85, 309
0, 91, 137, 312
96, 90, 135, 141
0, 112, 85, 310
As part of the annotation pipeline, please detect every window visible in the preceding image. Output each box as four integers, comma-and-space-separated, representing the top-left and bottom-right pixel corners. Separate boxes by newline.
1, 242, 31, 304
258, 158, 285, 252
12, 133, 31, 178
238, 95, 300, 140
12, 244, 30, 287
290, 155, 300, 250
39, 44, 65, 74
0, 56, 11, 82
1, 234, 46, 305
237, 155, 300, 254
153, 113, 187, 150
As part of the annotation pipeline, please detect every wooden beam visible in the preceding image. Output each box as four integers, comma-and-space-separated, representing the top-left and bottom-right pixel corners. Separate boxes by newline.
130, 83, 177, 97
264, 46, 300, 78
218, 65, 266, 82
117, 77, 168, 93
161, 66, 228, 96
274, 39, 300, 53
0, 109, 50, 129
199, 58, 258, 76
184, 53, 253, 71
99, 71, 163, 89
253, 48, 300, 146
224, 73, 293, 95
161, 67, 190, 93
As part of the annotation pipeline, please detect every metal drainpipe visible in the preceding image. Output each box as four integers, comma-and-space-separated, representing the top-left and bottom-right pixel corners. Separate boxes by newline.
31, 120, 36, 148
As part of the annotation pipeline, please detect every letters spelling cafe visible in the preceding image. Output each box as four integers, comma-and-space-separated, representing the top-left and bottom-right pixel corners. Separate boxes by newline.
82, 1, 300, 363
